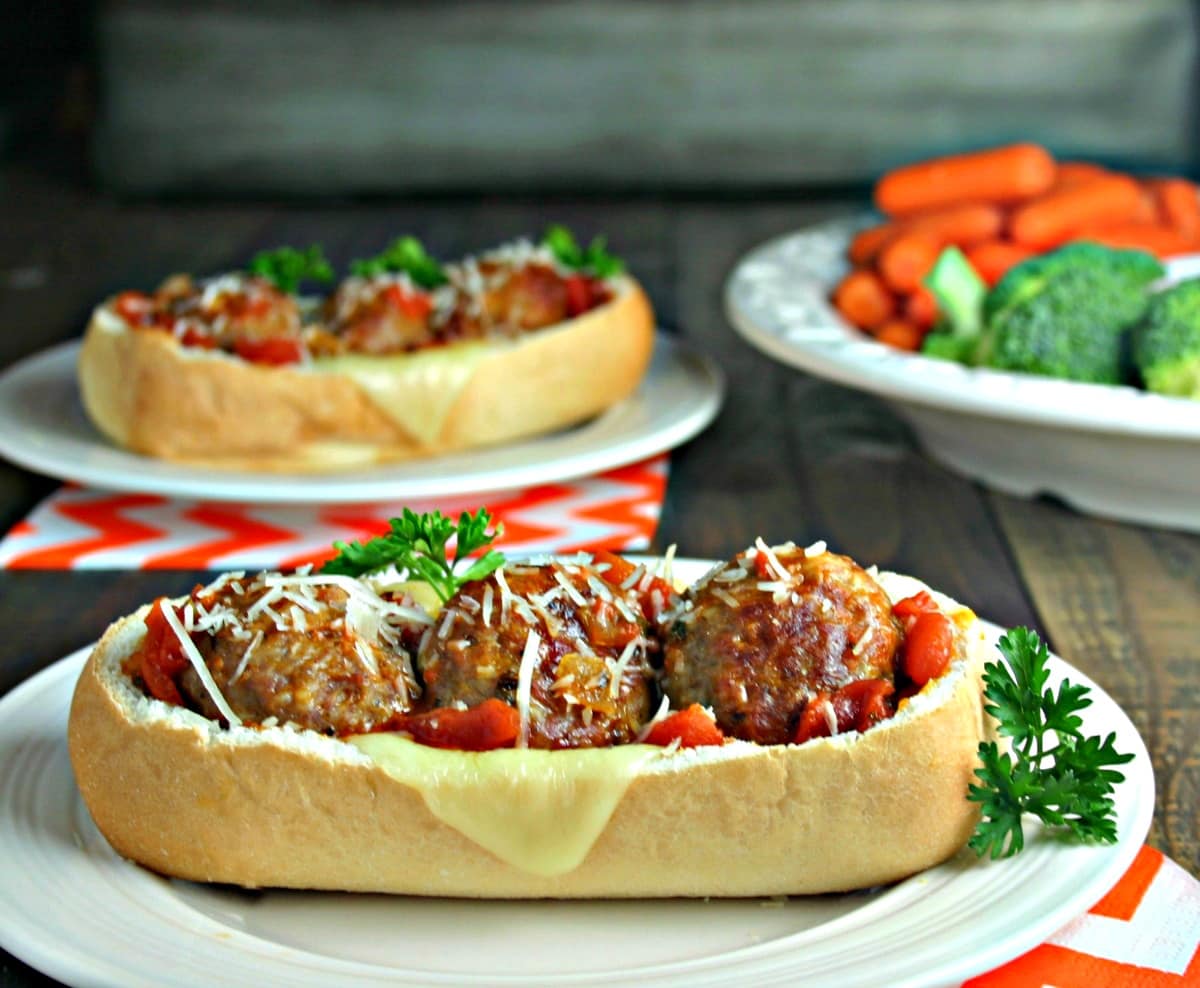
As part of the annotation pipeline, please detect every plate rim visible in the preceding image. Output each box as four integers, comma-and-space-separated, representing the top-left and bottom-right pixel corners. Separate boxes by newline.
0, 334, 724, 504
0, 558, 1156, 988
723, 220, 1200, 439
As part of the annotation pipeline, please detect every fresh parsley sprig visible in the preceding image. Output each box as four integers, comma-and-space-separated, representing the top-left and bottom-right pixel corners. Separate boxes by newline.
543, 224, 625, 279
968, 627, 1133, 859
350, 236, 448, 288
247, 245, 335, 294
322, 508, 504, 603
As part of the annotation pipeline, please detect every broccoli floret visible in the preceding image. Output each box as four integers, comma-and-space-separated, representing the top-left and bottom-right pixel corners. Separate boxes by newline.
920, 247, 987, 363
975, 243, 1164, 384
984, 243, 1164, 322
1132, 278, 1200, 399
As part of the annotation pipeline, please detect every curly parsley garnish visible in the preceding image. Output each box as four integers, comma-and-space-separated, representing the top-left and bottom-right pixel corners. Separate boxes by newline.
322, 508, 504, 604
349, 236, 448, 289
968, 627, 1133, 859
543, 224, 625, 279
247, 245, 334, 294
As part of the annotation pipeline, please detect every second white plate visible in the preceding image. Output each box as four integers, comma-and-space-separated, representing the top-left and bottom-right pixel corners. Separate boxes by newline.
0, 334, 723, 504
724, 219, 1200, 531
0, 558, 1156, 988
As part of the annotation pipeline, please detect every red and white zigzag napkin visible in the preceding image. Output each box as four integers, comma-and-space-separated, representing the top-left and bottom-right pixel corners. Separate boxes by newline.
0, 456, 668, 570
965, 845, 1199, 986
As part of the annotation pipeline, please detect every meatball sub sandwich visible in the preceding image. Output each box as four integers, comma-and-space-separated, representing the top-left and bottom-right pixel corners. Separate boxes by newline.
68, 510, 1130, 897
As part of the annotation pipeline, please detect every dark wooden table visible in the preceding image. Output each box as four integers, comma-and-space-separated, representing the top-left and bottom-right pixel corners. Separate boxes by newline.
1, 170, 1197, 986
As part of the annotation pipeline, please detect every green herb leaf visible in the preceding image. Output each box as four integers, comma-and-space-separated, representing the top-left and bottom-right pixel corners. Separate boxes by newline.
321, 508, 504, 603
542, 224, 625, 279
247, 245, 334, 293
350, 237, 448, 288
967, 628, 1134, 859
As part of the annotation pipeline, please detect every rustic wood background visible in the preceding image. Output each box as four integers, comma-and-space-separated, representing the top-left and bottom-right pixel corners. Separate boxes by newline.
91, 0, 1199, 195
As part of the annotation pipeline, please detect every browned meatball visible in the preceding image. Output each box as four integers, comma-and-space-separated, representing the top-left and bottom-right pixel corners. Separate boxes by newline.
325, 275, 435, 354
166, 274, 302, 347
178, 574, 425, 736
662, 544, 902, 744
418, 560, 656, 748
479, 263, 571, 330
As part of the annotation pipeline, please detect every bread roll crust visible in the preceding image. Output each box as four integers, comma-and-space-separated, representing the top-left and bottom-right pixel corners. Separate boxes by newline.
68, 573, 989, 898
77, 279, 655, 472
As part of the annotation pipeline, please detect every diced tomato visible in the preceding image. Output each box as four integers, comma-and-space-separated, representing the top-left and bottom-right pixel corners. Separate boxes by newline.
564, 275, 593, 318
383, 283, 434, 321
233, 336, 305, 365
592, 549, 674, 622
114, 291, 154, 325
395, 699, 520, 751
835, 678, 895, 731
793, 694, 836, 744
585, 599, 643, 648
793, 678, 896, 743
643, 704, 725, 748
753, 552, 774, 580
178, 325, 216, 348
892, 591, 939, 624
902, 611, 955, 686
135, 598, 190, 706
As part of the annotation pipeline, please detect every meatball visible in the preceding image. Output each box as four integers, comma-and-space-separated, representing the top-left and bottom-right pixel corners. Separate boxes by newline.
662, 544, 902, 744
168, 275, 302, 347
326, 275, 434, 354
178, 574, 426, 736
418, 560, 656, 748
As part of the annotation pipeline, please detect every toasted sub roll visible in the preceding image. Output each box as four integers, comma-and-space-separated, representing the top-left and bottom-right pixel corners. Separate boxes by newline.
68, 571, 989, 899
77, 278, 654, 473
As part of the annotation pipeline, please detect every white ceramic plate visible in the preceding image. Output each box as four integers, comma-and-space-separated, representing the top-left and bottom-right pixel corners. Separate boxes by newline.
724, 218, 1200, 531
0, 334, 722, 504
0, 558, 1154, 988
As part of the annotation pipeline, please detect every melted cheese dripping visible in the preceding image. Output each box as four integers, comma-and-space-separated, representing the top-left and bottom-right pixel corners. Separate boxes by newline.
312, 341, 497, 446
348, 735, 658, 877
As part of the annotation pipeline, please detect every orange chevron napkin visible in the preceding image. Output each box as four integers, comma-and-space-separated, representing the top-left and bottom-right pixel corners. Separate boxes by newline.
0, 456, 668, 570
965, 845, 1199, 987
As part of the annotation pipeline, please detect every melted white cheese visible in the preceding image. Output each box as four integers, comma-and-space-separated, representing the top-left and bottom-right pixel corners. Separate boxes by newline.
347, 735, 657, 876
312, 342, 500, 445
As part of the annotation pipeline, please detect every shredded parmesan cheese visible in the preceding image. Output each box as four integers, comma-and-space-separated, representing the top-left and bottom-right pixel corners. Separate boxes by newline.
607, 639, 641, 699
229, 630, 263, 685
755, 537, 792, 583
159, 602, 243, 726
516, 629, 541, 749
635, 694, 672, 741
824, 703, 839, 737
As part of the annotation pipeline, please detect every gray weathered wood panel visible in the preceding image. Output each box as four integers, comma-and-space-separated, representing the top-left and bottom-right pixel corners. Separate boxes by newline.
93, 0, 1198, 194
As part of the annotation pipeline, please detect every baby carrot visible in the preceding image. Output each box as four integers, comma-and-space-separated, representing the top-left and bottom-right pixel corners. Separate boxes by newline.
1009, 174, 1144, 250
832, 269, 896, 330
875, 143, 1056, 216
878, 234, 941, 294
903, 203, 1005, 247
1071, 222, 1196, 258
1053, 161, 1110, 188
903, 285, 939, 330
1148, 178, 1200, 241
964, 241, 1036, 287
848, 223, 897, 265
875, 320, 925, 351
